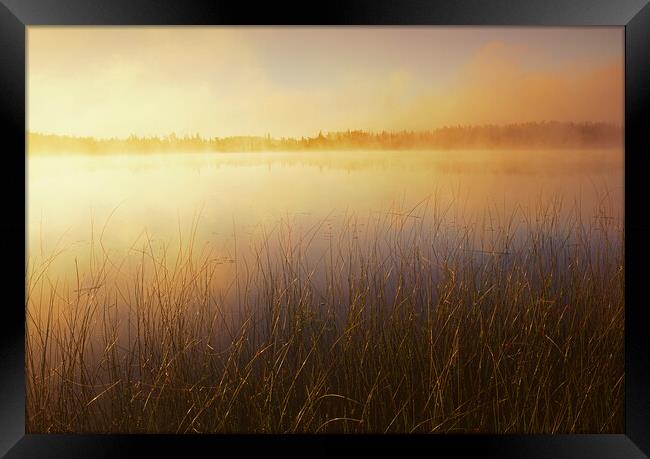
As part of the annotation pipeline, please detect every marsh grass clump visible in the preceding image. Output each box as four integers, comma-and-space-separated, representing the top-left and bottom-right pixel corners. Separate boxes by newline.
25, 200, 624, 433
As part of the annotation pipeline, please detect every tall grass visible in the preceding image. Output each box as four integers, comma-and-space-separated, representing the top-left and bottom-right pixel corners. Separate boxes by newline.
25, 198, 624, 433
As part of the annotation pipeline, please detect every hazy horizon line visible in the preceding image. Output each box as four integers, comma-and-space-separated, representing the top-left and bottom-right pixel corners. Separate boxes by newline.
27, 120, 623, 142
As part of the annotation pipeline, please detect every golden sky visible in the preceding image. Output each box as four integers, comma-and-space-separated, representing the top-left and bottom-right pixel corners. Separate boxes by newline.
27, 27, 623, 139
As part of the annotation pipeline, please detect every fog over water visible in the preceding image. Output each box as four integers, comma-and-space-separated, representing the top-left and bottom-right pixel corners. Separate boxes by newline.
27, 148, 623, 320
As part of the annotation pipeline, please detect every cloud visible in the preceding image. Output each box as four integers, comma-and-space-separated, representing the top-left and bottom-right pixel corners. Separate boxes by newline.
27, 31, 623, 138
410, 41, 623, 128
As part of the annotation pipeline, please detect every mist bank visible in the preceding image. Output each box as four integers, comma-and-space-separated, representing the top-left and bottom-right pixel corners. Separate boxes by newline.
28, 121, 623, 155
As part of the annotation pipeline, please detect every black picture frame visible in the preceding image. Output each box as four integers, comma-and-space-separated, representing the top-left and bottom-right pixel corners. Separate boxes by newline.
1, 0, 648, 457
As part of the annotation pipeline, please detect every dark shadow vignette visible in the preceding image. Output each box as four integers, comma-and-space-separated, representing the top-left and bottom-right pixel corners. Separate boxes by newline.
0, 1, 26, 457
625, 1, 650, 456
0, 0, 648, 25
4, 434, 649, 459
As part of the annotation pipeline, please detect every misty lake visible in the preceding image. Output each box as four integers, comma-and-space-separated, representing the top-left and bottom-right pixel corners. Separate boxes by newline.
27, 149, 623, 291
25, 147, 626, 431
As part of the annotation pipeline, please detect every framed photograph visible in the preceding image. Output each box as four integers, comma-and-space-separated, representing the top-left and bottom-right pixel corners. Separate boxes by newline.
1, 0, 649, 457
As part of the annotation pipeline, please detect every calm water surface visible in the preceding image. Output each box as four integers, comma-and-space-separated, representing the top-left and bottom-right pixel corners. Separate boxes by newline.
27, 148, 624, 293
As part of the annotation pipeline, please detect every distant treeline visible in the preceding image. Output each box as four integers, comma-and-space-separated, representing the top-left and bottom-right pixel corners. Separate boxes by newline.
28, 121, 622, 154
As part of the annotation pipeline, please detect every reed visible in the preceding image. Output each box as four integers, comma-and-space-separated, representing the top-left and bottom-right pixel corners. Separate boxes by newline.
25, 198, 624, 433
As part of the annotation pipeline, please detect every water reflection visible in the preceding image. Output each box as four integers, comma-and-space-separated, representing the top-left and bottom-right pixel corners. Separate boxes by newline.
27, 148, 623, 298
